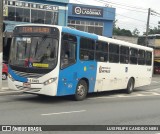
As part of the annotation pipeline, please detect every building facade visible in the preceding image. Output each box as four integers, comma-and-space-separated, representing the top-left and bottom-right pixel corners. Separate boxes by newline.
68, 4, 115, 37
3, 0, 69, 32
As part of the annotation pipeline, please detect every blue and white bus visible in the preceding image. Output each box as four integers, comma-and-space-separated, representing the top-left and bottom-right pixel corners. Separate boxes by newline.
8, 24, 153, 100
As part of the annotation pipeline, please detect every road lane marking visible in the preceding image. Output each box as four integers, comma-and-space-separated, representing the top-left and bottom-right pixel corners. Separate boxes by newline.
151, 81, 159, 83
136, 94, 146, 96
152, 92, 160, 95
89, 92, 160, 100
149, 88, 160, 91
1, 87, 9, 90
41, 110, 86, 116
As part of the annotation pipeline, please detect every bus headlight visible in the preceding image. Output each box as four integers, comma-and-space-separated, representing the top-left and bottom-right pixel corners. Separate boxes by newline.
44, 77, 57, 85
8, 74, 12, 79
8, 74, 14, 81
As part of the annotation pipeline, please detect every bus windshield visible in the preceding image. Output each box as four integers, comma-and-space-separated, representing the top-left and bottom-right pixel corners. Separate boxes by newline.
9, 36, 58, 69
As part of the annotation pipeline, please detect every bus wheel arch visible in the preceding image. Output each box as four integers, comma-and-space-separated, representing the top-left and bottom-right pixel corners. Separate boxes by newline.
126, 77, 135, 94
74, 78, 89, 101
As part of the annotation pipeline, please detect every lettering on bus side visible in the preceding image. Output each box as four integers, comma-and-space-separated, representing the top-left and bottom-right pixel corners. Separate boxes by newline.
147, 68, 151, 71
99, 66, 111, 73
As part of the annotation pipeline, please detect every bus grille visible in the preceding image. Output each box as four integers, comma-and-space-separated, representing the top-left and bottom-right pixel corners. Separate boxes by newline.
13, 70, 44, 78
16, 85, 41, 92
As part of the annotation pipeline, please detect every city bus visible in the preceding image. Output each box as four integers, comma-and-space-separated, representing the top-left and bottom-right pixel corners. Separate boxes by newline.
8, 24, 153, 101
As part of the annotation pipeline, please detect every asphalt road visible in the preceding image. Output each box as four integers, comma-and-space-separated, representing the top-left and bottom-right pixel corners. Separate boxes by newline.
0, 76, 160, 134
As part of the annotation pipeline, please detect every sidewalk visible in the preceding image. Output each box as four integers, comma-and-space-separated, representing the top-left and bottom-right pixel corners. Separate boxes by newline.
153, 74, 160, 77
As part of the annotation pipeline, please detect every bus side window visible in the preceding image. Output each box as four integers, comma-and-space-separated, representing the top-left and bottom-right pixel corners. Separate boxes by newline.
130, 48, 138, 64
146, 51, 152, 65
95, 41, 108, 62
138, 50, 145, 65
61, 33, 77, 69
80, 37, 95, 61
109, 43, 119, 63
120, 46, 129, 64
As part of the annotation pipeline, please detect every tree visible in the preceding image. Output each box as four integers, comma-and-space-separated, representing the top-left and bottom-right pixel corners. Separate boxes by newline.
143, 27, 160, 35
149, 27, 160, 34
113, 27, 132, 37
132, 28, 140, 37
113, 19, 133, 36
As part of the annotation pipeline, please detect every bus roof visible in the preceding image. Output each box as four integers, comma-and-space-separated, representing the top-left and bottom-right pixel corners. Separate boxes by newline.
14, 24, 153, 52
99, 36, 153, 51
62, 27, 98, 40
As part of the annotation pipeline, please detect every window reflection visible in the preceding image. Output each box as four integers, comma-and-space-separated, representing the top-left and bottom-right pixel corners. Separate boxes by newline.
4, 0, 58, 25
68, 20, 104, 36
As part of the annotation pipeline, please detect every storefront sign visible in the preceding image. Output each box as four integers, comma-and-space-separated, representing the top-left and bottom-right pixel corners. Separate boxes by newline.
155, 39, 160, 46
3, 6, 8, 17
72, 6, 103, 17
44, 5, 59, 11
154, 49, 160, 57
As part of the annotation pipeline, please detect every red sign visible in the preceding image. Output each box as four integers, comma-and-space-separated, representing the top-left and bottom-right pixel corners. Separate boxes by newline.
154, 49, 160, 57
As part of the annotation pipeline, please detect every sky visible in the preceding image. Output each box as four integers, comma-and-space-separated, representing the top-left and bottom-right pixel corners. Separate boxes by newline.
70, 0, 160, 35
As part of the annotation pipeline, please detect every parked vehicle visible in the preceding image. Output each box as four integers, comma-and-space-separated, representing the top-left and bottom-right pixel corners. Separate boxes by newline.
2, 63, 8, 80
154, 61, 160, 74
154, 66, 160, 74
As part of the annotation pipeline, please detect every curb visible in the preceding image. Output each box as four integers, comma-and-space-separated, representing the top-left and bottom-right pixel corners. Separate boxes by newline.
0, 91, 23, 96
0, 87, 23, 96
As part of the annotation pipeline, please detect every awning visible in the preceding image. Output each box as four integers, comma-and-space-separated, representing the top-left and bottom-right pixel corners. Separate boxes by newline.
154, 59, 160, 62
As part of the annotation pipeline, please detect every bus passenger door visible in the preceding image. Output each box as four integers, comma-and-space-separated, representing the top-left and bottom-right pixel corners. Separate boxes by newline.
57, 33, 78, 96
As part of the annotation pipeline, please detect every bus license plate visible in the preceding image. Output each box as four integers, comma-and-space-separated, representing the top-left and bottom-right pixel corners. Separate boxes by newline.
23, 83, 31, 88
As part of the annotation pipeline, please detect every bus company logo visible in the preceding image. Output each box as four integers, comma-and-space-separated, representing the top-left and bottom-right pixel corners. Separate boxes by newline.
99, 66, 111, 73
75, 7, 82, 14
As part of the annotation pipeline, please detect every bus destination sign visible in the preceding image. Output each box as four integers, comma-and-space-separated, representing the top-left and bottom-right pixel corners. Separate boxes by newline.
14, 26, 60, 38
14, 26, 54, 35
19, 27, 51, 34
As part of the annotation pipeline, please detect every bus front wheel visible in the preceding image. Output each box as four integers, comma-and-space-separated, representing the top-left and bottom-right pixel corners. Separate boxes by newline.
75, 80, 88, 101
126, 78, 134, 94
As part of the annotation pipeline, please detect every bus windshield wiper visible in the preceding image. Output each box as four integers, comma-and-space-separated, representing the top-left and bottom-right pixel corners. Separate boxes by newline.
34, 35, 48, 57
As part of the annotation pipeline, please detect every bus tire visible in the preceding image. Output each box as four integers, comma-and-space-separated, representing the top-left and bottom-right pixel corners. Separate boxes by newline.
74, 80, 88, 101
126, 78, 134, 94
2, 73, 7, 80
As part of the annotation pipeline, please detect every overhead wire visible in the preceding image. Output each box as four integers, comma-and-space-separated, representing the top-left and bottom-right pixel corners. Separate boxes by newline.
94, 0, 147, 13
95, 0, 148, 10
74, 0, 147, 23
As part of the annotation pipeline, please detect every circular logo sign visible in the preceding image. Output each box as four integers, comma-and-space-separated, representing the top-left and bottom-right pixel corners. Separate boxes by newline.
75, 7, 81, 14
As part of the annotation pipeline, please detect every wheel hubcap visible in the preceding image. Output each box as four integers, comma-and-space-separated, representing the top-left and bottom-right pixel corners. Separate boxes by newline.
77, 84, 85, 96
2, 74, 6, 80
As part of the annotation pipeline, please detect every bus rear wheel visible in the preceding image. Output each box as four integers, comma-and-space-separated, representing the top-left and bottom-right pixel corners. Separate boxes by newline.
75, 80, 88, 101
126, 78, 134, 94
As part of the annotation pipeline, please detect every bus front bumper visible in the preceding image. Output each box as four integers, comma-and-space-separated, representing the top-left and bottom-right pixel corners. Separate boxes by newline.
8, 77, 58, 96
